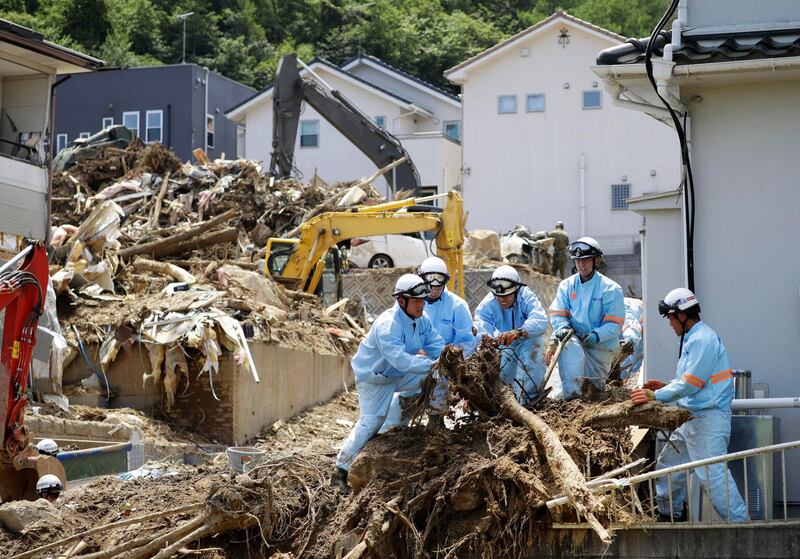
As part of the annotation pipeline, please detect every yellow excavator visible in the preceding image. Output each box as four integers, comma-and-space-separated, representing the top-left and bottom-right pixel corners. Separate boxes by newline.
265, 190, 465, 296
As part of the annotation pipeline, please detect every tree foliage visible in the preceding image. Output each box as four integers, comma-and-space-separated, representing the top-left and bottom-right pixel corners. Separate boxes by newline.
0, 0, 666, 89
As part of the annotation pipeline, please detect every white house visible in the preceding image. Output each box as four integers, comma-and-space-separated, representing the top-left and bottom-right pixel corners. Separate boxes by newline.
594, 0, 800, 501
226, 55, 462, 198
444, 12, 681, 255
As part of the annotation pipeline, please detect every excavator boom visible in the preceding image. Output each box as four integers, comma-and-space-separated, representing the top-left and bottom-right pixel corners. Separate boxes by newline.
0, 242, 67, 502
266, 191, 465, 296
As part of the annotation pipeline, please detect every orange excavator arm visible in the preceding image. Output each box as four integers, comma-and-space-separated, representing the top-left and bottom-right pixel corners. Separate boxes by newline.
0, 241, 66, 502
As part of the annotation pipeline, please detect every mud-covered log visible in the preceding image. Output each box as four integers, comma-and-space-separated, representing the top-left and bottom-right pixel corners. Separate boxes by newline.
584, 400, 692, 430
438, 341, 611, 543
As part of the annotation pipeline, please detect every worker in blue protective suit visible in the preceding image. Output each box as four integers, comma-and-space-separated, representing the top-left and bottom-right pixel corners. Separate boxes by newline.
474, 265, 548, 404
332, 274, 445, 488
617, 297, 645, 380
546, 237, 625, 400
631, 288, 747, 523
380, 257, 475, 432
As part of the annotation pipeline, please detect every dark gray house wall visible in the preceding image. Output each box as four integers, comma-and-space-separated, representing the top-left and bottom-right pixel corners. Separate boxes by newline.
54, 64, 254, 162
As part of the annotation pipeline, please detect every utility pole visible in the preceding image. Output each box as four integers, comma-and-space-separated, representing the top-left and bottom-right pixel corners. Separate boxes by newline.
176, 12, 195, 64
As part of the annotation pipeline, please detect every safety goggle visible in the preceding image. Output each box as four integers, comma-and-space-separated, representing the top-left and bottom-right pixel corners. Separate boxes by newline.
568, 241, 595, 258
396, 281, 431, 298
38, 489, 61, 498
420, 272, 449, 286
487, 278, 520, 296
657, 300, 673, 316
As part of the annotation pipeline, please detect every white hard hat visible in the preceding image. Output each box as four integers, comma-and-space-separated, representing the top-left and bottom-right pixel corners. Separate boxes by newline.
555, 221, 564, 227
393, 274, 431, 299
659, 288, 700, 316
488, 265, 525, 296
36, 474, 63, 493
418, 257, 450, 286
36, 439, 59, 456
569, 237, 603, 259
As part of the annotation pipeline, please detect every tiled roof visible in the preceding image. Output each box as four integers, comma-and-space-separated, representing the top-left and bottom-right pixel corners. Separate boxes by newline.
343, 53, 460, 101
597, 29, 800, 66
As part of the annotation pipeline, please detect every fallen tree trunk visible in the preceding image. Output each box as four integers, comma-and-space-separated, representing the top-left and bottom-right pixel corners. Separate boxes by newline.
131, 258, 196, 284
118, 209, 239, 258
123, 226, 239, 260
437, 341, 611, 543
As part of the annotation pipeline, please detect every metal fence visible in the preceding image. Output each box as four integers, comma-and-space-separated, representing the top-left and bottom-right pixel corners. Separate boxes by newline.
341, 267, 560, 319
550, 440, 800, 528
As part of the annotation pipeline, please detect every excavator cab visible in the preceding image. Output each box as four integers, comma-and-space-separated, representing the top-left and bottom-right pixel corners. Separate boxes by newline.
0, 243, 68, 501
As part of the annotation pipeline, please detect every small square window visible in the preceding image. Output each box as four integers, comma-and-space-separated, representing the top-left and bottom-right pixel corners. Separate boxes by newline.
443, 120, 461, 142
526, 94, 545, 112
497, 95, 517, 114
146, 110, 163, 143
102, 117, 114, 129
583, 90, 602, 109
206, 115, 215, 148
56, 134, 68, 154
374, 115, 386, 129
611, 184, 631, 210
122, 111, 140, 137
79, 132, 90, 139
300, 120, 319, 148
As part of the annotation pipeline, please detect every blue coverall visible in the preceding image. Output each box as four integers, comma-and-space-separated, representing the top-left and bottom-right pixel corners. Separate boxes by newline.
336, 303, 444, 471
548, 272, 624, 399
380, 289, 475, 431
619, 297, 644, 379
474, 286, 548, 404
653, 321, 747, 522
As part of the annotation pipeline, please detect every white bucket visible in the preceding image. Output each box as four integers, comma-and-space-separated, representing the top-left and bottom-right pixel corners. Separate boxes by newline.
226, 446, 266, 473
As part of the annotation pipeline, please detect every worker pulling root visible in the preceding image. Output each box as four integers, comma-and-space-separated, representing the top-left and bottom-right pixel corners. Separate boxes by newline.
631, 288, 747, 523
333, 274, 445, 488
616, 297, 645, 380
474, 265, 548, 404
380, 257, 475, 432
545, 237, 624, 399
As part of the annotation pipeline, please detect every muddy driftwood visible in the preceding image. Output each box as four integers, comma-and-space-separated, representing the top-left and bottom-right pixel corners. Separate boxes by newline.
437, 340, 611, 543
584, 399, 692, 430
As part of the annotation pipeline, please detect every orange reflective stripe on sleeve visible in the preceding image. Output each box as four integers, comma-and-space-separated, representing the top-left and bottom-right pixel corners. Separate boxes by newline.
683, 373, 706, 388
603, 315, 624, 325
710, 369, 733, 384
549, 309, 570, 317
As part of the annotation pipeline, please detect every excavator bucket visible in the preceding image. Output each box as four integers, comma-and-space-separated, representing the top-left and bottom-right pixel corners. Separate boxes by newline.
0, 453, 67, 502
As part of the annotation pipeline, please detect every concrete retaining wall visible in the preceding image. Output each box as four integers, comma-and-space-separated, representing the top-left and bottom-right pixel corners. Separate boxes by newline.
62, 341, 353, 445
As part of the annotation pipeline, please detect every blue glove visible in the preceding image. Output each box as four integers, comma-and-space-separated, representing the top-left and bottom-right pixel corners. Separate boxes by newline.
583, 332, 599, 348
554, 328, 571, 341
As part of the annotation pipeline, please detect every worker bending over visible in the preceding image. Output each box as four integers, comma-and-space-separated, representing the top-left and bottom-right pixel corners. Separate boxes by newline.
36, 474, 63, 503
381, 257, 474, 431
631, 288, 747, 522
618, 297, 645, 380
333, 274, 445, 487
474, 265, 548, 404
546, 237, 624, 399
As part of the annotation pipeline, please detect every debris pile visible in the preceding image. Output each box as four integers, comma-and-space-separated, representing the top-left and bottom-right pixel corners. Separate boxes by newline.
2, 342, 690, 558
48, 142, 378, 409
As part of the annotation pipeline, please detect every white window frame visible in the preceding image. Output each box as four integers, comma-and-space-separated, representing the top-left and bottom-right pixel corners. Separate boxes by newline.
611, 183, 631, 210
236, 124, 246, 158
300, 119, 319, 148
102, 117, 114, 129
145, 110, 163, 144
56, 133, 68, 154
497, 95, 517, 114
206, 114, 215, 149
122, 111, 140, 137
79, 132, 90, 139
443, 120, 461, 142
582, 90, 602, 110
526, 93, 546, 113
374, 115, 386, 129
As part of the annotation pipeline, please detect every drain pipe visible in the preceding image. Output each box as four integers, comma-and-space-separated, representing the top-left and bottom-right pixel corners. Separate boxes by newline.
579, 153, 586, 236
733, 398, 800, 410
